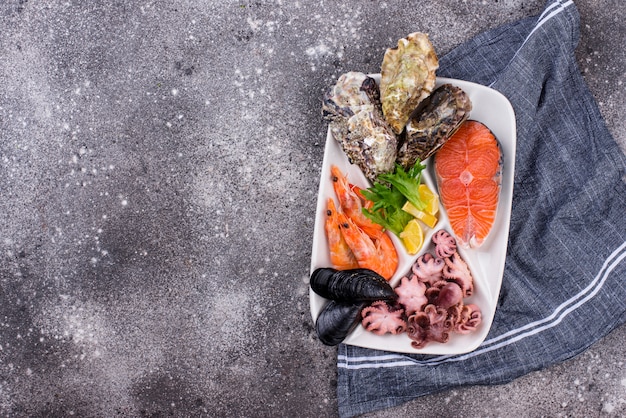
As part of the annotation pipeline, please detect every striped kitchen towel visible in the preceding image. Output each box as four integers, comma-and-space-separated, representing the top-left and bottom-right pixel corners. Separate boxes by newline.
337, 1, 626, 416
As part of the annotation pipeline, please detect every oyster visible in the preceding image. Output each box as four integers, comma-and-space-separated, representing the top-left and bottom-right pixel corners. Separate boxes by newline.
322, 71, 397, 182
380, 32, 439, 135
397, 84, 472, 169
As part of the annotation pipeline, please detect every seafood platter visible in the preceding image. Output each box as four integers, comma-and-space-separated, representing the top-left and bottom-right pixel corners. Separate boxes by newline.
309, 33, 517, 355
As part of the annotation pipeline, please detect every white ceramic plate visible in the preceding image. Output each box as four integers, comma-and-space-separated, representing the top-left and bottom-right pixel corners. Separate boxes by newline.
309, 76, 516, 355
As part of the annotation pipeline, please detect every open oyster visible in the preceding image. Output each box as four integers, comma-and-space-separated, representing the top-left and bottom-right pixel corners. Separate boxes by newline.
380, 32, 439, 135
322, 71, 398, 182
397, 84, 472, 169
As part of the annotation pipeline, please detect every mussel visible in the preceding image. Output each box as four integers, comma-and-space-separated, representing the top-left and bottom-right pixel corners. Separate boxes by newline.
310, 268, 396, 302
322, 71, 398, 182
396, 84, 472, 169
315, 300, 369, 346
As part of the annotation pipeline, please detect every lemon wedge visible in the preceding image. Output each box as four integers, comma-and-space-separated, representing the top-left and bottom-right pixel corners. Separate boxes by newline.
399, 219, 424, 255
418, 184, 439, 215
402, 200, 438, 228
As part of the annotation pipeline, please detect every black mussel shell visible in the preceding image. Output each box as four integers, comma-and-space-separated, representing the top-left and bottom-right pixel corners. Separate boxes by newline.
315, 300, 368, 346
310, 268, 396, 302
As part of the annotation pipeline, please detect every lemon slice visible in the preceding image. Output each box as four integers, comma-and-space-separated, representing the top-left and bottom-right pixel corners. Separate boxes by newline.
399, 219, 424, 255
402, 201, 438, 228
418, 184, 439, 215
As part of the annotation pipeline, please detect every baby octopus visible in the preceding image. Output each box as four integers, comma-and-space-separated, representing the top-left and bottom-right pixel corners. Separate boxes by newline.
410, 253, 445, 287
360, 229, 482, 348
394, 275, 428, 316
361, 301, 407, 335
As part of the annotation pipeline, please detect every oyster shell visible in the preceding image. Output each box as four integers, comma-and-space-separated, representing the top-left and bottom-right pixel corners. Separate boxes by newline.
322, 71, 397, 182
397, 84, 472, 169
380, 32, 439, 135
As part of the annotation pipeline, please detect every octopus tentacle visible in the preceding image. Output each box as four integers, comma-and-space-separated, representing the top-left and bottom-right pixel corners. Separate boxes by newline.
455, 304, 482, 334
443, 251, 474, 297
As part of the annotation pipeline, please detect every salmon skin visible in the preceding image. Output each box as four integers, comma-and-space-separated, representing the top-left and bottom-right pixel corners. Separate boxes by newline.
434, 120, 502, 248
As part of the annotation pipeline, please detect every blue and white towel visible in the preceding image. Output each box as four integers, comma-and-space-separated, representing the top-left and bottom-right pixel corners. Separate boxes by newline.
337, 1, 626, 416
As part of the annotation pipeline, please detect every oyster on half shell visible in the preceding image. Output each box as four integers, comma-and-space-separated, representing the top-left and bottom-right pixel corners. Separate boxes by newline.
397, 84, 472, 169
322, 71, 398, 182
380, 32, 439, 135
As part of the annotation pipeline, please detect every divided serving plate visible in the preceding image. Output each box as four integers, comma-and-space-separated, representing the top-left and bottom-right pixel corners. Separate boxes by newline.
309, 76, 516, 355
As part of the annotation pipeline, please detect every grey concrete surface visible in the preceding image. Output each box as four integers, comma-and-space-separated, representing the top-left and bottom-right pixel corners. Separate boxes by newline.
0, 0, 624, 417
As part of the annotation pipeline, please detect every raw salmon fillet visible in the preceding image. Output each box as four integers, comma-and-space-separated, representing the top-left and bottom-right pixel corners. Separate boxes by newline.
434, 120, 502, 248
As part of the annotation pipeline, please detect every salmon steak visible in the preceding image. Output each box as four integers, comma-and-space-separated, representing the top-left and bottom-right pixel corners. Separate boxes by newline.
434, 120, 502, 248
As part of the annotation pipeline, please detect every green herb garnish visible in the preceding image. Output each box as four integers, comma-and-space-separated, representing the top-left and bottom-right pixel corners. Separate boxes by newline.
361, 161, 427, 236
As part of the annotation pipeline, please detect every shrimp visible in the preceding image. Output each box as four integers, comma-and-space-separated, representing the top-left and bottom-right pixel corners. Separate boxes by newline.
338, 213, 398, 280
374, 232, 398, 280
330, 165, 383, 239
351, 184, 374, 211
324, 198, 360, 270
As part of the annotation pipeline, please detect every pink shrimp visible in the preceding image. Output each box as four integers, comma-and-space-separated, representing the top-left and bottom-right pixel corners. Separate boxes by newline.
330, 165, 383, 239
338, 213, 397, 280
324, 198, 360, 270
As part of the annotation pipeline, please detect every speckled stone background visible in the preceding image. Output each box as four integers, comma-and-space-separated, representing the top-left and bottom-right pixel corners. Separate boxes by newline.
0, 1, 624, 417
